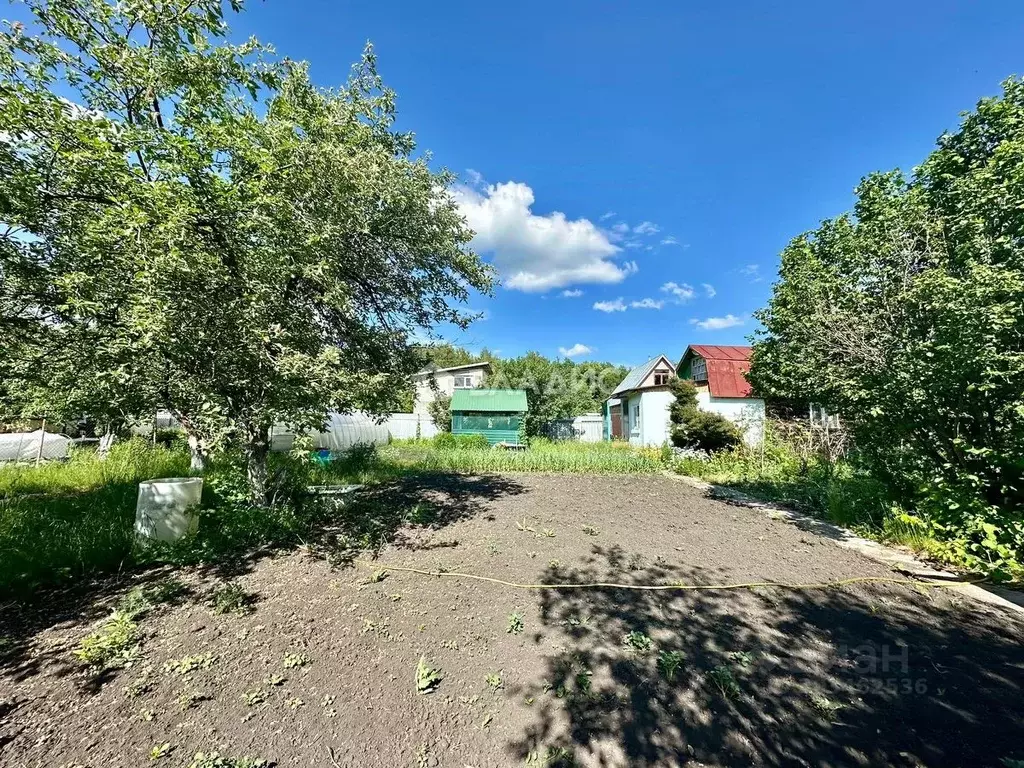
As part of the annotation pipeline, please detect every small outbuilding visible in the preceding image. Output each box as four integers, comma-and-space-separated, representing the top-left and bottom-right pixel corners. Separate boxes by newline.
450, 389, 528, 445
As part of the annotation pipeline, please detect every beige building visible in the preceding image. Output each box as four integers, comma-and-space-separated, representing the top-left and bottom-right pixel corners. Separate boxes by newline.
411, 362, 491, 415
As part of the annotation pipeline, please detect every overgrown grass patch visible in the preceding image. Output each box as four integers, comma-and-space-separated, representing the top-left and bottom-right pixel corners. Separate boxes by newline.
0, 440, 192, 593
672, 432, 1022, 580
384, 437, 662, 474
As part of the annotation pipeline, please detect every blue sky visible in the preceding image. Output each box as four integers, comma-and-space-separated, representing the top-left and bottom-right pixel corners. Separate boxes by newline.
30, 1, 1024, 368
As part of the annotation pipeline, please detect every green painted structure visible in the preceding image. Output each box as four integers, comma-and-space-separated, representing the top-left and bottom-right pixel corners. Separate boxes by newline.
450, 389, 528, 445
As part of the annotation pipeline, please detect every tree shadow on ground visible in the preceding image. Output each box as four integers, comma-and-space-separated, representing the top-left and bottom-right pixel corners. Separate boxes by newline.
509, 546, 1024, 767
0, 472, 525, 696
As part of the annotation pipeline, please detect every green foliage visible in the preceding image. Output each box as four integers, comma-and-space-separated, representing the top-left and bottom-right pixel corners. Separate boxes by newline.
210, 582, 255, 615
668, 379, 742, 453
657, 650, 685, 681
431, 431, 488, 449
0, 1, 493, 502
485, 671, 504, 691
187, 753, 269, 768
73, 611, 140, 670
428, 395, 453, 433
707, 665, 740, 699
0, 440, 191, 593
384, 439, 663, 474
623, 631, 653, 655
507, 611, 525, 634
750, 78, 1024, 580
415, 655, 442, 694
486, 352, 628, 437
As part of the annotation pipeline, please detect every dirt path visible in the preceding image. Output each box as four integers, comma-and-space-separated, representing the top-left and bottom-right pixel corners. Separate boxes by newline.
2, 473, 1022, 767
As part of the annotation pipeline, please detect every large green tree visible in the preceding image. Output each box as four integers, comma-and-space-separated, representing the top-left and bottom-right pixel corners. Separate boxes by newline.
750, 79, 1024, 577
0, 0, 492, 500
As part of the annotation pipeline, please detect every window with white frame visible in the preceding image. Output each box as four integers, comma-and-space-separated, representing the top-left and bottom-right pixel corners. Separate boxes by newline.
653, 370, 670, 386
453, 374, 475, 389
691, 357, 708, 381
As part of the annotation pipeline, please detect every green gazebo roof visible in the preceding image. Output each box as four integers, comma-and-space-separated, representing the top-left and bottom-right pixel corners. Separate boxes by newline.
450, 389, 528, 413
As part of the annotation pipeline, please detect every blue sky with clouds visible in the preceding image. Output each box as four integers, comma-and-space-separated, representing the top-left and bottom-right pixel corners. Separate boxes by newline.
164, 2, 1024, 365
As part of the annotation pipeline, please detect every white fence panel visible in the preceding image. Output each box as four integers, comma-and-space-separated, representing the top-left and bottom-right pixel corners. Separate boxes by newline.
385, 413, 438, 441
541, 414, 604, 443
572, 415, 605, 443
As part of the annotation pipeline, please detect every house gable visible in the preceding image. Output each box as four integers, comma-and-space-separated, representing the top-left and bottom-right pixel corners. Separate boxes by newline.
609, 355, 675, 399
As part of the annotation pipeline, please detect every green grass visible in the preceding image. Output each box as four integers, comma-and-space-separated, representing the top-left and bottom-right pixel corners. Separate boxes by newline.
382, 437, 663, 474
0, 440, 192, 592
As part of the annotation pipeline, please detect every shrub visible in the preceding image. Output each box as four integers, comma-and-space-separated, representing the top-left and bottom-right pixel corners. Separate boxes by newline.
428, 394, 452, 433
432, 432, 456, 448
668, 379, 742, 453
452, 433, 490, 449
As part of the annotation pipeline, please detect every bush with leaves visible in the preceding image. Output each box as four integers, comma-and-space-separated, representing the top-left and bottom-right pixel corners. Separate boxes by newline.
750, 78, 1024, 580
428, 394, 452, 433
668, 379, 742, 453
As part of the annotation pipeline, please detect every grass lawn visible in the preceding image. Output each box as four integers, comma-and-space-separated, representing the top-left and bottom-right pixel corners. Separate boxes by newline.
1, 473, 1022, 767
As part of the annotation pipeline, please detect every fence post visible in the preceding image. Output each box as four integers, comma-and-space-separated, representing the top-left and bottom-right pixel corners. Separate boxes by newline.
35, 417, 47, 466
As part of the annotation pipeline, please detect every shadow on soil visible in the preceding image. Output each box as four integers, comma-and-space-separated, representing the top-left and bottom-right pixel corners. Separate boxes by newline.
0, 472, 525, 695
509, 545, 1024, 768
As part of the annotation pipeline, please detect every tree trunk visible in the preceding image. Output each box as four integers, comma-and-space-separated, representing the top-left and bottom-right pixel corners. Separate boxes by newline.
244, 425, 271, 506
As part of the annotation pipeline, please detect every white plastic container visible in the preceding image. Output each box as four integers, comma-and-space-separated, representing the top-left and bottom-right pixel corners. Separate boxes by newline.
134, 477, 204, 543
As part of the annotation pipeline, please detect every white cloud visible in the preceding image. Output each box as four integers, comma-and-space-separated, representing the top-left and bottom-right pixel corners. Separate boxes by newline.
660, 236, 680, 246
633, 221, 660, 235
558, 343, 593, 358
702, 283, 716, 298
593, 298, 627, 313
464, 168, 486, 188
630, 298, 664, 310
599, 211, 616, 221
691, 314, 745, 330
453, 181, 633, 292
740, 264, 763, 282
560, 289, 583, 298
660, 281, 696, 302
611, 222, 630, 234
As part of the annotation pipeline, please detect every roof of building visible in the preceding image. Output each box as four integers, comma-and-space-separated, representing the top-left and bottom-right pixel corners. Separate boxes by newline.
687, 344, 753, 362
413, 361, 492, 377
450, 388, 528, 413
679, 345, 754, 399
609, 355, 674, 398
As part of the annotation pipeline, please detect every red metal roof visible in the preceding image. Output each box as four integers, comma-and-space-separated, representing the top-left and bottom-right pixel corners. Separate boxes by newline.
704, 358, 754, 398
682, 345, 754, 398
688, 345, 753, 362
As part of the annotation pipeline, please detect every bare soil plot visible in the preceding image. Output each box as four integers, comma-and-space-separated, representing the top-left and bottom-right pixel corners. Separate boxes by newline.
2, 473, 1022, 767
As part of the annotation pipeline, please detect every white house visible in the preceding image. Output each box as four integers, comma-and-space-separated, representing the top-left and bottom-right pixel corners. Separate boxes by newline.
605, 355, 676, 446
411, 361, 491, 415
604, 346, 765, 447
676, 344, 765, 446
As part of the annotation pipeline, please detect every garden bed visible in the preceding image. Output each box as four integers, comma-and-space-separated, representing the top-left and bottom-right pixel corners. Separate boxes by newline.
2, 474, 1023, 767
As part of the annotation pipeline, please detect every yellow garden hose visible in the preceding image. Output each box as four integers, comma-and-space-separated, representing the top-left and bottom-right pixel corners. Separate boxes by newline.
362, 562, 982, 593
